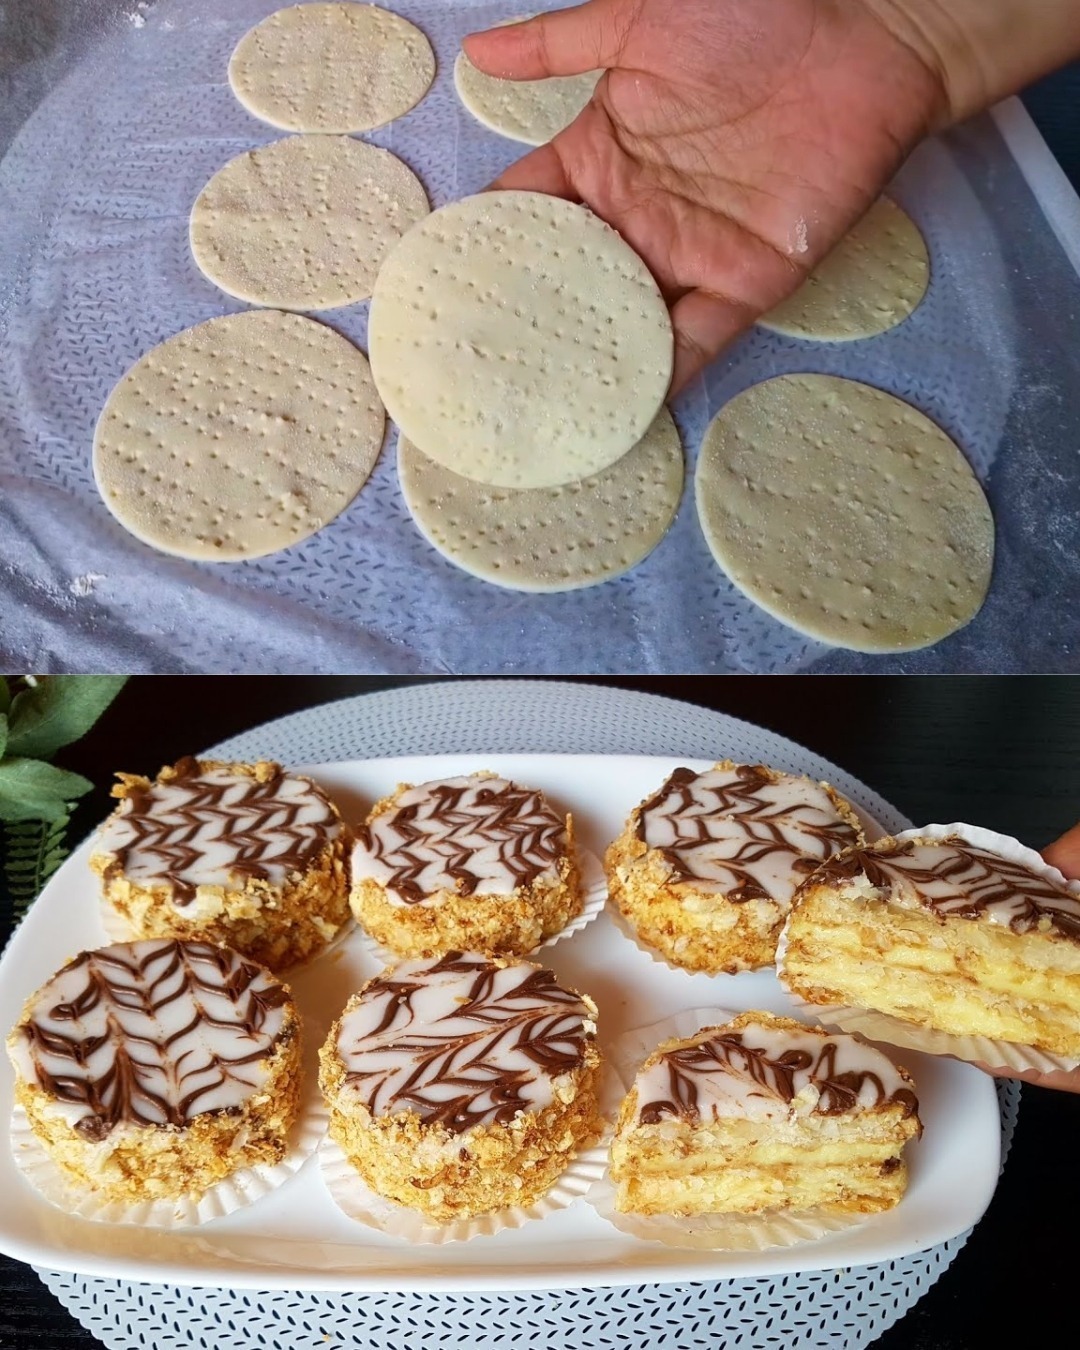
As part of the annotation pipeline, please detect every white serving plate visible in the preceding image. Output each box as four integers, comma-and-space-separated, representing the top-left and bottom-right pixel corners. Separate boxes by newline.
0, 754, 1001, 1291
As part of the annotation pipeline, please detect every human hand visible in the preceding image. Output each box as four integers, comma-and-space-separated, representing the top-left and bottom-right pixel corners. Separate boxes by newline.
976, 821, 1080, 1095
463, 0, 947, 390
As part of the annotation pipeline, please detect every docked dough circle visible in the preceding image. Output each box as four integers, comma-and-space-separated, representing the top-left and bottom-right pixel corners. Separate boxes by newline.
759, 198, 930, 341
398, 407, 683, 590
453, 22, 599, 146
695, 374, 994, 652
190, 135, 429, 310
369, 190, 673, 489
228, 3, 435, 133
93, 311, 385, 561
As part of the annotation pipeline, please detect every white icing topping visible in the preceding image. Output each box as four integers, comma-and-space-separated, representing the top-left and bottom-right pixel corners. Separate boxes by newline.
639, 765, 858, 901
94, 765, 340, 896
8, 940, 289, 1134
334, 952, 590, 1131
633, 1022, 914, 1125
352, 774, 567, 905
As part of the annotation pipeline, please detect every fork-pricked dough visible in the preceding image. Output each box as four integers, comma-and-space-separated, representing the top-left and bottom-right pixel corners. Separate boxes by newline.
92, 311, 385, 562
695, 374, 993, 652
759, 198, 930, 341
398, 408, 683, 590
369, 191, 673, 489
228, 3, 435, 134
190, 135, 429, 310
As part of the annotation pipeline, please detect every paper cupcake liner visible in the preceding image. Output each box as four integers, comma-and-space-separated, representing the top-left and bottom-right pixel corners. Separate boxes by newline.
99, 895, 357, 966
355, 847, 607, 963
778, 822, 1080, 1073
10, 1094, 328, 1229
586, 1008, 870, 1252
319, 1127, 607, 1244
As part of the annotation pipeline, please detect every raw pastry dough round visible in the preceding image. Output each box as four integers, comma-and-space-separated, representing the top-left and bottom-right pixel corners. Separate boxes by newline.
695, 374, 993, 652
369, 190, 673, 489
190, 135, 429, 310
93, 311, 385, 562
228, 3, 435, 134
453, 18, 599, 146
759, 198, 930, 341
398, 408, 683, 590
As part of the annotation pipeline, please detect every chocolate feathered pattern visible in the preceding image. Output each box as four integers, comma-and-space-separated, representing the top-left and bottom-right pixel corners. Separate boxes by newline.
342, 952, 590, 1133
809, 837, 1080, 942
635, 764, 858, 901
17, 940, 290, 1140
107, 757, 337, 905
355, 780, 567, 903
637, 1032, 919, 1125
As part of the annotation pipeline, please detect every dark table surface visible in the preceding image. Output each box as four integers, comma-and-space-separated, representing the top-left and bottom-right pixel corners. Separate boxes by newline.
1, 675, 1079, 1350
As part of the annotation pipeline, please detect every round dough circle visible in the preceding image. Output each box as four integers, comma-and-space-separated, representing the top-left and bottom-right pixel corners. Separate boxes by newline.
93, 310, 385, 562
399, 408, 683, 591
759, 198, 930, 341
453, 30, 599, 146
694, 374, 993, 652
189, 135, 429, 310
228, 3, 436, 134
369, 190, 673, 489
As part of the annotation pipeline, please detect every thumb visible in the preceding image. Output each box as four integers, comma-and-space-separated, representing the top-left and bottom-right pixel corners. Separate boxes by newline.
1043, 820, 1080, 881
462, 0, 629, 80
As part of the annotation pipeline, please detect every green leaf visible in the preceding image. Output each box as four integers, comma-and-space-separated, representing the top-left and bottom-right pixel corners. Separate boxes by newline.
0, 713, 7, 762
0, 678, 9, 715
3, 815, 71, 920
6, 675, 127, 759
0, 758, 94, 822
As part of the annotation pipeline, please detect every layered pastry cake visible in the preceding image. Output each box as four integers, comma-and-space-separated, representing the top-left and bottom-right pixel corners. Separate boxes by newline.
350, 773, 582, 957
780, 832, 1080, 1056
605, 763, 863, 973
610, 1011, 920, 1216
6, 939, 301, 1203
90, 757, 351, 972
319, 951, 602, 1221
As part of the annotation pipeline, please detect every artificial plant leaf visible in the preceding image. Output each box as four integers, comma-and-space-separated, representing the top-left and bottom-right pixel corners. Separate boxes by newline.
6, 675, 127, 759
0, 758, 94, 822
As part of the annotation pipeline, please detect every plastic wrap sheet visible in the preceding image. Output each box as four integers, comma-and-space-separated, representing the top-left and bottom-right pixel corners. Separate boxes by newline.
1, 0, 1079, 673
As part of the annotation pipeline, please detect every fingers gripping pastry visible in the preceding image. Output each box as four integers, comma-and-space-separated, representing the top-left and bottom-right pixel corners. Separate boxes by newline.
610, 1012, 920, 1217
318, 952, 602, 1221
349, 773, 582, 957
90, 758, 351, 972
6, 939, 302, 1204
605, 762, 863, 973
780, 832, 1080, 1057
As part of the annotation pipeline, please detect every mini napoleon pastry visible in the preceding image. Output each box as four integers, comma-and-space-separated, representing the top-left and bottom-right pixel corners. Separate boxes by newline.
90, 758, 350, 973
780, 833, 1080, 1057
610, 1011, 920, 1217
6, 940, 301, 1204
350, 772, 581, 957
605, 762, 863, 973
318, 952, 602, 1221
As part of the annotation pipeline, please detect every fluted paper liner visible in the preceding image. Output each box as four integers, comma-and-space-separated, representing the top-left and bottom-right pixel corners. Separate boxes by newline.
605, 900, 766, 977
356, 846, 607, 962
10, 1094, 327, 1228
777, 822, 1080, 1073
319, 1128, 607, 1244
586, 1008, 871, 1251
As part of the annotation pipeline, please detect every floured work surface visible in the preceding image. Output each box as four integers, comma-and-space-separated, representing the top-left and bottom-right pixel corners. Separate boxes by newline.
1, 0, 1079, 673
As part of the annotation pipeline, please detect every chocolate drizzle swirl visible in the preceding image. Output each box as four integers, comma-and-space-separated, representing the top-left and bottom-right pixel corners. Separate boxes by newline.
810, 837, 1080, 942
637, 1028, 918, 1126
337, 952, 592, 1133
353, 776, 568, 904
10, 940, 291, 1139
635, 764, 859, 902
97, 759, 339, 905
